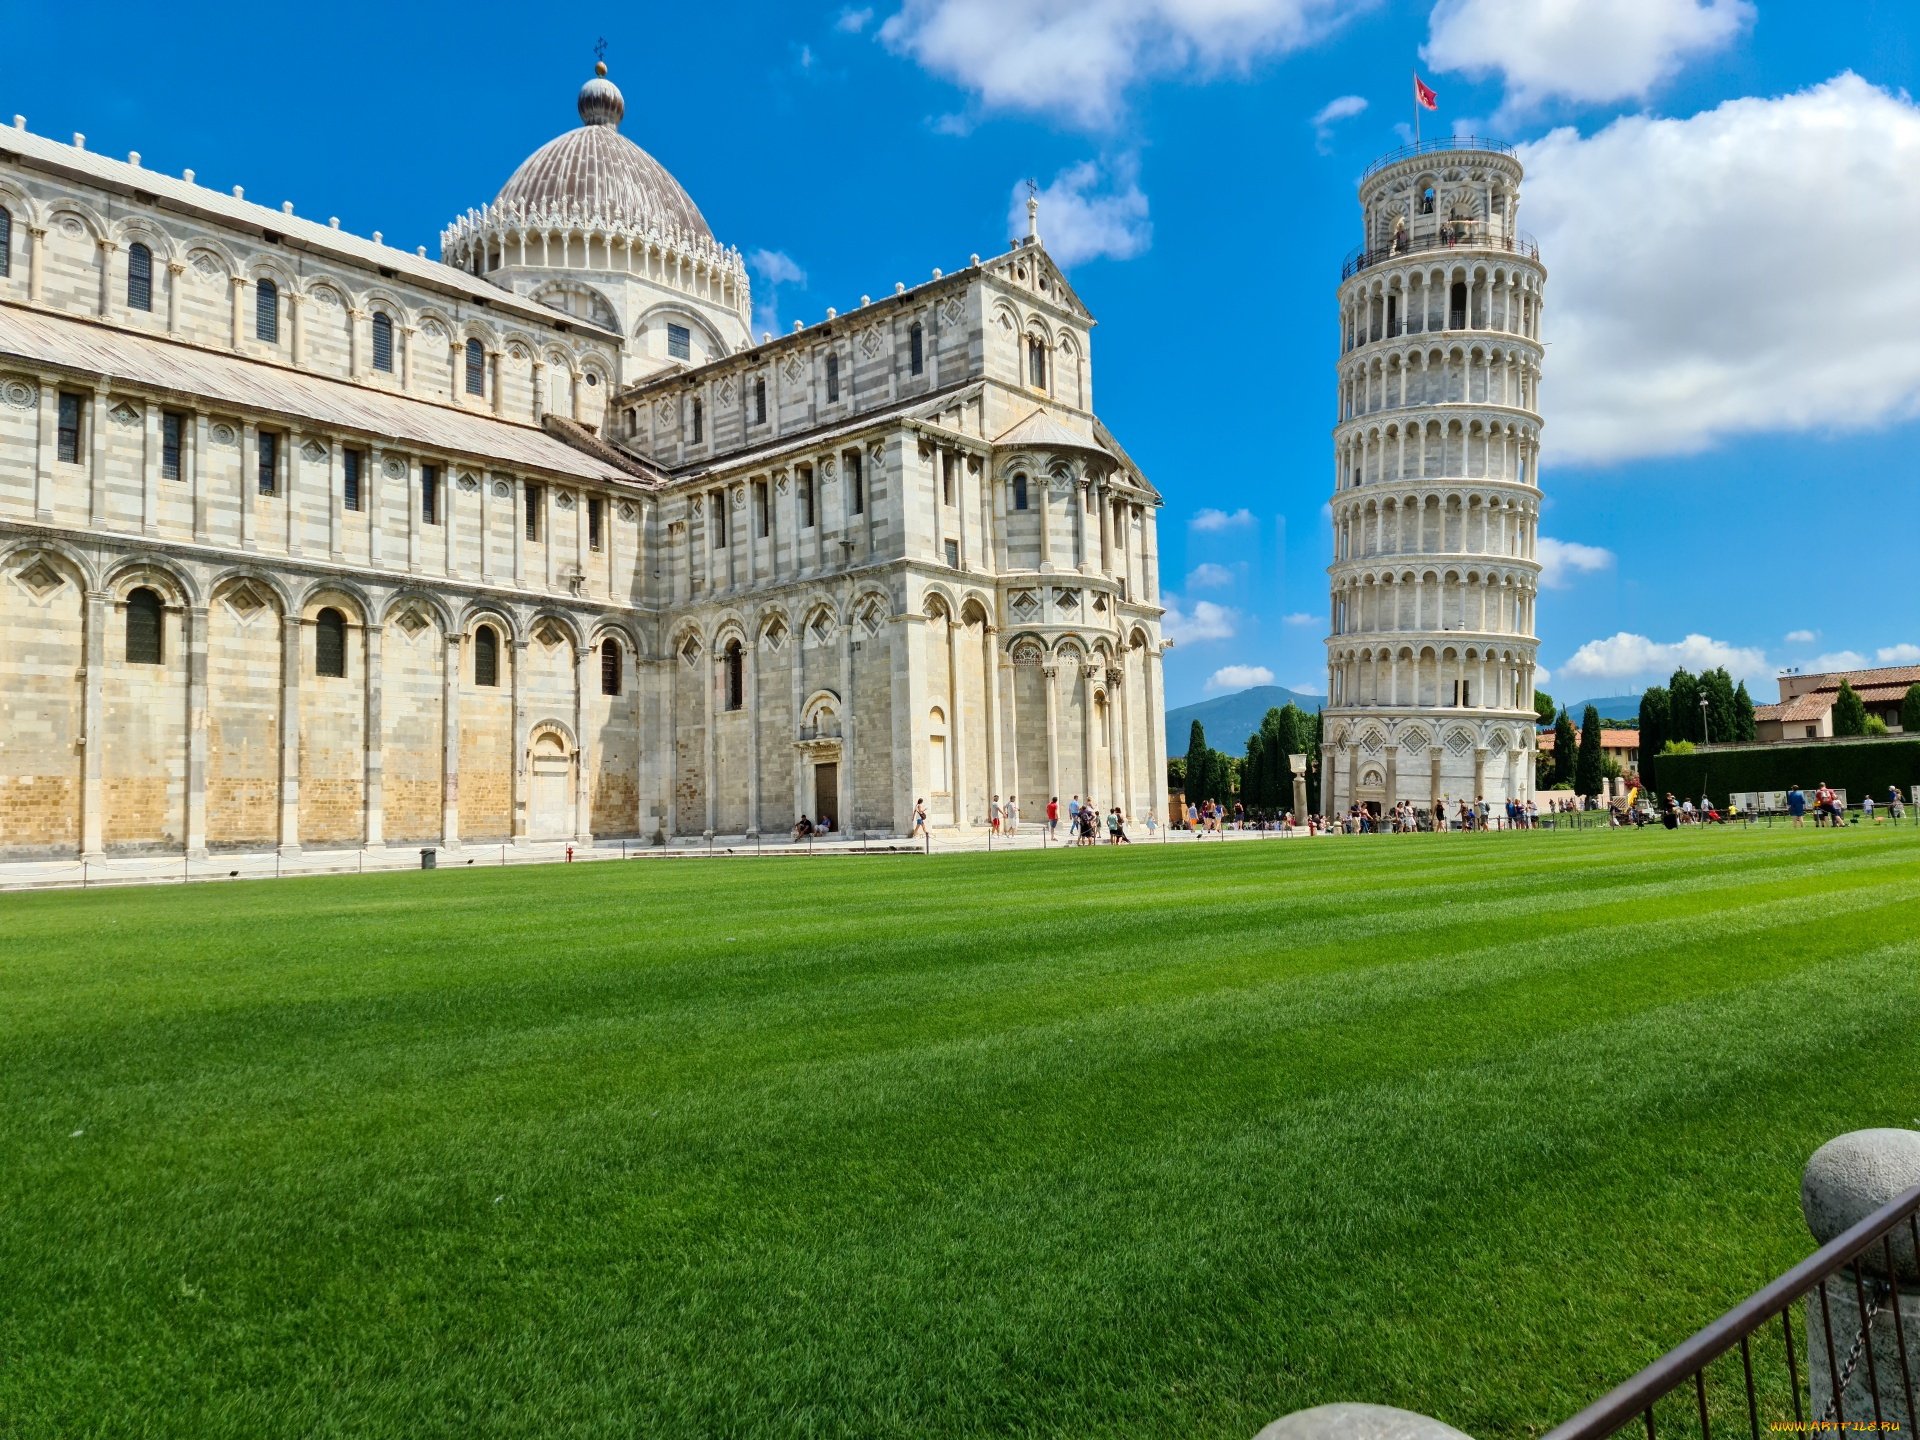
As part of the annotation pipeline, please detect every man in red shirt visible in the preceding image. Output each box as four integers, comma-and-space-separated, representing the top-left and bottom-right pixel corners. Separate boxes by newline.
1046, 797, 1059, 839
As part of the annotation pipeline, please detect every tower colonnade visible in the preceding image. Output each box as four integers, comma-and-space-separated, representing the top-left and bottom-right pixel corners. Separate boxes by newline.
1324, 139, 1544, 817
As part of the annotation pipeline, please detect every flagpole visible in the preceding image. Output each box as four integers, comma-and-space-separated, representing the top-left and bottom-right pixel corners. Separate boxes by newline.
1413, 70, 1420, 146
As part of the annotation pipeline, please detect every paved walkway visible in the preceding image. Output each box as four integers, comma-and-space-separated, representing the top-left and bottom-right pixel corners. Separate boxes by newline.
0, 824, 1317, 892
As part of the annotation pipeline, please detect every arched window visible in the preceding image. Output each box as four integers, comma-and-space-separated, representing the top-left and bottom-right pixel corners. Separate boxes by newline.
474, 624, 499, 686
1027, 337, 1046, 389
754, 375, 767, 424
928, 706, 949, 793
691, 397, 704, 442
1012, 473, 1028, 511
1420, 185, 1436, 215
0, 206, 11, 278
371, 312, 394, 372
825, 353, 840, 402
724, 639, 744, 711
124, 587, 163, 665
464, 338, 485, 396
255, 278, 279, 342
909, 322, 923, 376
315, 607, 347, 678
601, 639, 622, 696
127, 242, 153, 312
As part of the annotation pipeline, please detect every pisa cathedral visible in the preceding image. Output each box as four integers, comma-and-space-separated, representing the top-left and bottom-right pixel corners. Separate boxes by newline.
1324, 140, 1544, 815
0, 65, 1167, 859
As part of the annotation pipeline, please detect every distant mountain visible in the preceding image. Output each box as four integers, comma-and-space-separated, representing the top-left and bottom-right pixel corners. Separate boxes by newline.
1167, 686, 1326, 752
1558, 694, 1645, 725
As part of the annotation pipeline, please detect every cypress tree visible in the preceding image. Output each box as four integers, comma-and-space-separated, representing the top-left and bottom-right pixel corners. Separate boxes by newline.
1832, 679, 1867, 737
1668, 668, 1702, 744
1184, 720, 1208, 807
1552, 707, 1577, 786
1638, 686, 1669, 784
1700, 667, 1737, 744
1732, 681, 1757, 742
1903, 683, 1920, 736
1575, 705, 1604, 797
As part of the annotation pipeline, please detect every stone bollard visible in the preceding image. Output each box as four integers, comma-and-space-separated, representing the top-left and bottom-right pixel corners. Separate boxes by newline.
1801, 1128, 1920, 1420
1254, 1403, 1473, 1440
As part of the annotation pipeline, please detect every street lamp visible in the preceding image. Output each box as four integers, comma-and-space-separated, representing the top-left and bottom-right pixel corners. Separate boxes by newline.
1699, 695, 1710, 744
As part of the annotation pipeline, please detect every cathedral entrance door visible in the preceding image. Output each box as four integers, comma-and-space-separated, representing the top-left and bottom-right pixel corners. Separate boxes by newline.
529, 732, 572, 839
813, 762, 839, 831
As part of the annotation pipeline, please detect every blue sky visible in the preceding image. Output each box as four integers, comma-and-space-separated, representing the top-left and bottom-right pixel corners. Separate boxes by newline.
7, 0, 1917, 710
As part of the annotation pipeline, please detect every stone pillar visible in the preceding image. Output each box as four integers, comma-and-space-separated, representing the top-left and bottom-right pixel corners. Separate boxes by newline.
510, 639, 529, 842
1038, 475, 1053, 571
94, 238, 116, 318
364, 621, 384, 848
278, 610, 301, 855
88, 384, 109, 525
141, 403, 160, 536
191, 411, 208, 541
746, 629, 761, 837
703, 643, 717, 837
1074, 482, 1091, 573
1145, 645, 1167, 823
1081, 663, 1098, 811
79, 589, 108, 858
1042, 663, 1060, 805
442, 631, 461, 847
1109, 665, 1128, 813
1473, 746, 1487, 804
33, 373, 57, 522
573, 644, 592, 842
1801, 1130, 1920, 1422
984, 625, 1003, 808
531, 360, 547, 421
27, 225, 46, 302
1384, 744, 1399, 808
239, 421, 257, 552
946, 618, 967, 826
839, 601, 856, 830
229, 275, 247, 350
185, 604, 209, 858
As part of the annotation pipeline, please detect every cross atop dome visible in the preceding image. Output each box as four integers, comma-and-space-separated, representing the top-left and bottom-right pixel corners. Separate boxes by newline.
577, 59, 624, 129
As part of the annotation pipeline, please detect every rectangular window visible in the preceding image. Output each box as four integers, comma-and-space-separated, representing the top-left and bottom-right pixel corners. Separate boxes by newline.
800, 473, 814, 528
57, 393, 81, 463
161, 412, 183, 481
711, 492, 726, 547
1012, 474, 1028, 511
753, 480, 768, 538
944, 539, 959, 568
942, 454, 955, 506
421, 464, 438, 525
909, 322, 923, 376
588, 496, 603, 551
667, 324, 691, 361
0, 206, 11, 278
825, 353, 840, 403
847, 452, 863, 515
343, 448, 361, 511
524, 483, 540, 540
258, 431, 278, 495
754, 376, 767, 424
691, 398, 703, 443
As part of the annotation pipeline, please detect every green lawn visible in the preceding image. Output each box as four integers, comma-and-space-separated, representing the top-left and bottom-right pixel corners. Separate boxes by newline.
3, 827, 1918, 1439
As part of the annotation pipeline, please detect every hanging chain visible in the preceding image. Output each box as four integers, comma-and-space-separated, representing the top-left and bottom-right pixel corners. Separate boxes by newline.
1817, 1275, 1890, 1421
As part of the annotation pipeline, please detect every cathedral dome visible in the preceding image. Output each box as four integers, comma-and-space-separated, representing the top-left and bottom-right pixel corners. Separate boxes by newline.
492, 64, 712, 240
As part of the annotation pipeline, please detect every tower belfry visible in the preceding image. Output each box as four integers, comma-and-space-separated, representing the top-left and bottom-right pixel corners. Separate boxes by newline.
1323, 139, 1547, 818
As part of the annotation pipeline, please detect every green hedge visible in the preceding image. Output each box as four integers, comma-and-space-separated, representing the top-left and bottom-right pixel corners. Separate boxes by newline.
1654, 738, 1920, 806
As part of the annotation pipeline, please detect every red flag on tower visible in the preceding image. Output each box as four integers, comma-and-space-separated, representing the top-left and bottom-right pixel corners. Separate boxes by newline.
1414, 74, 1438, 110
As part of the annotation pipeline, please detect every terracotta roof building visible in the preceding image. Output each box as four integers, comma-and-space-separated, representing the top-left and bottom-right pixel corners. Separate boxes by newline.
1755, 665, 1919, 741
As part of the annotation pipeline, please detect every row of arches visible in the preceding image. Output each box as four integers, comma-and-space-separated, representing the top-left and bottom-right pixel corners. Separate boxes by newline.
1340, 343, 1539, 420
1337, 418, 1540, 491
1342, 260, 1540, 351
1329, 643, 1537, 713
1331, 567, 1537, 638
1332, 489, 1538, 562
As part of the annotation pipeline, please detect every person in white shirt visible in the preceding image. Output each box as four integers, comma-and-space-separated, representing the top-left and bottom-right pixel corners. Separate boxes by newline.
1005, 795, 1019, 836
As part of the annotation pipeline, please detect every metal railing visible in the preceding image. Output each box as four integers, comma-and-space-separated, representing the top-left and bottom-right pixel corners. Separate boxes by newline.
1342, 227, 1541, 281
1543, 1184, 1920, 1440
1361, 136, 1518, 180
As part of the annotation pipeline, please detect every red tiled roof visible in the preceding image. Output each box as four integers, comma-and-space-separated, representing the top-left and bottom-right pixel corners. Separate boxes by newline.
1537, 729, 1639, 751
1757, 695, 1830, 723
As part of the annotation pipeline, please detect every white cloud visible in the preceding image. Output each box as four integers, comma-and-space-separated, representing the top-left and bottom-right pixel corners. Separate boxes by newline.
1010, 157, 1150, 267
1282, 612, 1321, 627
1190, 507, 1255, 532
1536, 536, 1615, 589
1425, 0, 1749, 119
878, 0, 1360, 130
1560, 631, 1769, 684
1186, 562, 1235, 589
1207, 664, 1275, 693
1811, 651, 1869, 673
1876, 644, 1920, 665
1534, 663, 1552, 686
1161, 597, 1238, 644
1522, 75, 1920, 464
837, 6, 875, 31
748, 249, 807, 337
1784, 629, 1819, 645
1312, 93, 1367, 150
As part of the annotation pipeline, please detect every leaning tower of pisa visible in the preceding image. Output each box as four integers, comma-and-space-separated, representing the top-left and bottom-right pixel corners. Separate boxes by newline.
1323, 139, 1545, 819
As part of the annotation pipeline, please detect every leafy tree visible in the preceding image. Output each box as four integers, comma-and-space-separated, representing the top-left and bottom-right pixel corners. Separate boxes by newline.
1552, 707, 1578, 787
1638, 687, 1671, 779
1659, 739, 1695, 756
1575, 705, 1604, 797
1864, 715, 1889, 737
1167, 755, 1186, 789
1832, 679, 1867, 737
1668, 668, 1703, 744
1184, 720, 1208, 803
1699, 667, 1737, 744
1732, 681, 1757, 742
1533, 689, 1557, 728
1903, 683, 1920, 736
